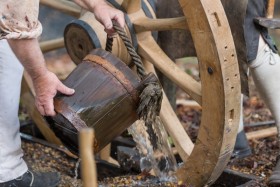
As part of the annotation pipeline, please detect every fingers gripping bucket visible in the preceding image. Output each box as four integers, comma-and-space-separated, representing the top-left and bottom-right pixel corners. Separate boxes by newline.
46, 49, 158, 154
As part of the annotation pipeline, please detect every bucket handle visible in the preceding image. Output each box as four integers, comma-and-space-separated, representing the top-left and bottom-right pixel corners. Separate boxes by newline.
105, 23, 146, 80
105, 22, 163, 123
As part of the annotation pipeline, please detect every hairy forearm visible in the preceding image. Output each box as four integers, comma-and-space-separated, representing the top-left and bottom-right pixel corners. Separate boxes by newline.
7, 39, 47, 79
8, 38, 75, 116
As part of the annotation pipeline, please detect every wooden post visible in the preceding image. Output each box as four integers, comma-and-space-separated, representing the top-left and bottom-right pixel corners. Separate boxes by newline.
267, 0, 275, 18
246, 127, 278, 140
79, 128, 97, 187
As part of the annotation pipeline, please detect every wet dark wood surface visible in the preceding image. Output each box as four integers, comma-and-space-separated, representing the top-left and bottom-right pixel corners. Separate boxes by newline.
47, 49, 149, 154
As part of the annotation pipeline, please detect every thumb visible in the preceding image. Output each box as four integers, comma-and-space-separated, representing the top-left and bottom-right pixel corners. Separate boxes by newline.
57, 83, 75, 95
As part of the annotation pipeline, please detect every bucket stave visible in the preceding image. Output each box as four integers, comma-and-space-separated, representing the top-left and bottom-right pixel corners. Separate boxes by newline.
46, 49, 157, 154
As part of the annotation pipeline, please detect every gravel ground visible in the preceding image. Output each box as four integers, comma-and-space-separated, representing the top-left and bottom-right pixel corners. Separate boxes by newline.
22, 141, 82, 187
22, 140, 183, 187
21, 133, 277, 187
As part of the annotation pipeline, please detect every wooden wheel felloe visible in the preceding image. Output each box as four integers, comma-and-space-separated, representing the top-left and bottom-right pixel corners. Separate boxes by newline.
64, 0, 241, 186
176, 0, 240, 185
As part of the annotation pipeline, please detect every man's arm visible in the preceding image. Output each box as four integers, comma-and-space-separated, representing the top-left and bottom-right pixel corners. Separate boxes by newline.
8, 39, 75, 116
1, 0, 125, 116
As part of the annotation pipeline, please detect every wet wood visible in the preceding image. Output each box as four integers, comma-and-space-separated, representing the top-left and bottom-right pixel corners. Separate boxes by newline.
79, 128, 97, 187
48, 49, 158, 154
117, 146, 141, 172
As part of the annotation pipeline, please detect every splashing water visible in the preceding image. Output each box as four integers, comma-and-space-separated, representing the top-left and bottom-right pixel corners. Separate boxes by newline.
128, 117, 177, 182
74, 158, 81, 180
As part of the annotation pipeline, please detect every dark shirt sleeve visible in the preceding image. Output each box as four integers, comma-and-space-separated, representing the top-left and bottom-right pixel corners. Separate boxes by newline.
245, 0, 278, 62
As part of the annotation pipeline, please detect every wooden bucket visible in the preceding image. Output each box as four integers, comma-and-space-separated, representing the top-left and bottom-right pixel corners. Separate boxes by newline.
46, 48, 157, 154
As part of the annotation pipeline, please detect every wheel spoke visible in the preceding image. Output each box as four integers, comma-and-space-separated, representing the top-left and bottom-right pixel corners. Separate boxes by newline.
134, 17, 187, 32
122, 0, 142, 14
138, 35, 202, 105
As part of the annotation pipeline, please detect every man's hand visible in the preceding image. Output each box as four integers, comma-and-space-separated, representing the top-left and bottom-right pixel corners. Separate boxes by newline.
8, 38, 75, 116
74, 0, 125, 35
92, 1, 125, 35
32, 71, 75, 116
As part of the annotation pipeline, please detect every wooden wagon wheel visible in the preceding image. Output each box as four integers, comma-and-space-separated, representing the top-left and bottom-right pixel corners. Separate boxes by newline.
35, 0, 242, 186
